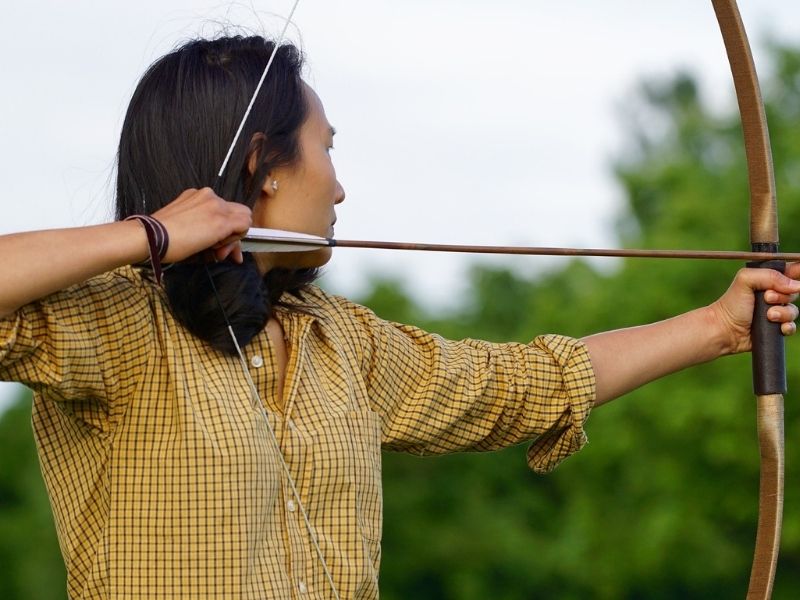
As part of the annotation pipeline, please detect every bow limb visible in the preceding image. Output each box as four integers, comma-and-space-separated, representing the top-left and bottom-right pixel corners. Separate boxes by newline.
711, 1, 785, 598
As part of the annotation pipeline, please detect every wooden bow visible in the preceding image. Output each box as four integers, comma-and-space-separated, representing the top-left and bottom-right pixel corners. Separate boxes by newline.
712, 1, 785, 597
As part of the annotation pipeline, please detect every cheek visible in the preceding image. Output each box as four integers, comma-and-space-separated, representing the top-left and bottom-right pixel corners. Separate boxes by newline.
309, 149, 337, 194
258, 195, 307, 230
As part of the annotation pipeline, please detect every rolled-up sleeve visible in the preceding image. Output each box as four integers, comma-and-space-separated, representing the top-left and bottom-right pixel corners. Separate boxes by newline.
341, 300, 596, 473
524, 334, 595, 473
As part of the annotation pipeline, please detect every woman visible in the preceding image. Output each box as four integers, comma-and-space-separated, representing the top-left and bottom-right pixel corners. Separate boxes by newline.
0, 36, 798, 599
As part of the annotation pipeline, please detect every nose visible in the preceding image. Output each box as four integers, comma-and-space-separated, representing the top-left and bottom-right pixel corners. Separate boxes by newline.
334, 181, 346, 205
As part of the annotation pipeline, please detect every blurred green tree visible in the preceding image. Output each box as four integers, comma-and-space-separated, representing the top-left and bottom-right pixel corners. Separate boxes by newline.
0, 390, 66, 600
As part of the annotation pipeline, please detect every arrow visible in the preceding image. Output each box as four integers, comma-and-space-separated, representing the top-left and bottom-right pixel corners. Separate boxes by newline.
241, 227, 800, 262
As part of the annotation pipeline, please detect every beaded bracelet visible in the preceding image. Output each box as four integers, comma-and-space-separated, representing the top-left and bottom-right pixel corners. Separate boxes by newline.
124, 215, 170, 285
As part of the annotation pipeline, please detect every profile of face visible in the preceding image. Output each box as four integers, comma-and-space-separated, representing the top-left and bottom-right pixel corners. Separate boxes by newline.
252, 83, 345, 273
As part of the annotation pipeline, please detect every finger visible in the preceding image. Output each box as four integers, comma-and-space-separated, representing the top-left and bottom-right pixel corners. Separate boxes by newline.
231, 243, 244, 265
738, 267, 800, 295
783, 261, 800, 280
781, 321, 797, 336
764, 290, 799, 305
766, 303, 799, 323
214, 241, 244, 264
228, 205, 253, 236
214, 242, 241, 263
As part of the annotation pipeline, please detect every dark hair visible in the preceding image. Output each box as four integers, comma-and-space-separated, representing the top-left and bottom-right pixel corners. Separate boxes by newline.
115, 36, 318, 354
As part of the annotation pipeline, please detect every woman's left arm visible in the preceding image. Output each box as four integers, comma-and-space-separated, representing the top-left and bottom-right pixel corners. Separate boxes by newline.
583, 264, 800, 406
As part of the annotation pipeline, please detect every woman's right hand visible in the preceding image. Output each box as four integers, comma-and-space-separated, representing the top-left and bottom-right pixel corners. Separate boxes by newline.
151, 188, 253, 264
0, 188, 250, 317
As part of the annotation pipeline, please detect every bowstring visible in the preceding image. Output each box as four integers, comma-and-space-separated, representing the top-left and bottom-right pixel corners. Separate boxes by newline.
206, 1, 342, 597
205, 264, 340, 600
216, 0, 301, 181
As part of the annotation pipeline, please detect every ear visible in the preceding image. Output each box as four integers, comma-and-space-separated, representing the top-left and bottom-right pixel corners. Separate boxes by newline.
262, 176, 279, 199
246, 133, 278, 198
246, 133, 263, 175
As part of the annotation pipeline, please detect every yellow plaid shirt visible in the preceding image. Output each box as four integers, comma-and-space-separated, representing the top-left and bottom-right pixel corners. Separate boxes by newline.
0, 266, 595, 599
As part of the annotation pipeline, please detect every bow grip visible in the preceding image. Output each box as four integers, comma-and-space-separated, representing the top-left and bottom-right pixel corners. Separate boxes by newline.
747, 256, 787, 395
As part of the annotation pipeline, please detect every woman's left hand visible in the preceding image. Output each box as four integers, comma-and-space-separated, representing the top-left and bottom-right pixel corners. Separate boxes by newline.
710, 263, 800, 355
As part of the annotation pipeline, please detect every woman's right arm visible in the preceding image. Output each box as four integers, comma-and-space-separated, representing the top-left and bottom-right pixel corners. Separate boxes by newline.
0, 188, 251, 318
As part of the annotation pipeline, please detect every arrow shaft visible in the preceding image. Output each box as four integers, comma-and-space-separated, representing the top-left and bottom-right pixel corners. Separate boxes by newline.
331, 239, 800, 261
242, 232, 800, 262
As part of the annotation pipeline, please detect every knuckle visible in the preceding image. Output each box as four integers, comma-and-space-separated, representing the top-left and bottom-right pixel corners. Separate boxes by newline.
201, 187, 221, 203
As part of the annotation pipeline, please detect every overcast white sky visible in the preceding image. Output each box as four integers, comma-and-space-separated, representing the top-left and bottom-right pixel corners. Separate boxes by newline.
2, 0, 800, 408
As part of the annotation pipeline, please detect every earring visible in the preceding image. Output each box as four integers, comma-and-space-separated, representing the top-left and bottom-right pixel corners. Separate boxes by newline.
271, 180, 279, 192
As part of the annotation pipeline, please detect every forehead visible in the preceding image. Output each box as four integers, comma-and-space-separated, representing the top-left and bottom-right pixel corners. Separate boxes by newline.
301, 82, 330, 130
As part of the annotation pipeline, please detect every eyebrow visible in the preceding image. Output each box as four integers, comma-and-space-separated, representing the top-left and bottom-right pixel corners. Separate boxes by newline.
329, 126, 337, 137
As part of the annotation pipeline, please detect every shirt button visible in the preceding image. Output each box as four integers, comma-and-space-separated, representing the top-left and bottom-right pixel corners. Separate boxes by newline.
250, 355, 264, 368
298, 581, 307, 594
287, 499, 296, 512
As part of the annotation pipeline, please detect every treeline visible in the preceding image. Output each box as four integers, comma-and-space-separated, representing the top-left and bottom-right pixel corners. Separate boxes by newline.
2, 43, 800, 599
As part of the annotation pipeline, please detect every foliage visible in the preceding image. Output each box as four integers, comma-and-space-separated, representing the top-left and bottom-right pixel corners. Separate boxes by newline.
0, 391, 66, 599
4, 42, 800, 600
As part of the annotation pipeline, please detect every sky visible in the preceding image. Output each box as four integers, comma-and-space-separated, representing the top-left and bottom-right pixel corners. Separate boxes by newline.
2, 0, 800, 408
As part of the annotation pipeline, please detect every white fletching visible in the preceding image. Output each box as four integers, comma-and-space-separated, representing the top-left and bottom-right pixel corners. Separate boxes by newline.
241, 228, 330, 253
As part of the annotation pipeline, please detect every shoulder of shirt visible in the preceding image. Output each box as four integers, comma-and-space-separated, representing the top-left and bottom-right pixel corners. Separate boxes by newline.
280, 284, 375, 322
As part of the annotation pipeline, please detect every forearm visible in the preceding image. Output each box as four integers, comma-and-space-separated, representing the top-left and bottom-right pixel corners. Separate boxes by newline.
0, 221, 148, 318
582, 306, 728, 406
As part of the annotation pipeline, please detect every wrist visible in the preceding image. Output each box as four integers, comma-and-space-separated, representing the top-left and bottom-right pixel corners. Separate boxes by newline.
123, 215, 170, 284
118, 219, 151, 264
702, 303, 737, 359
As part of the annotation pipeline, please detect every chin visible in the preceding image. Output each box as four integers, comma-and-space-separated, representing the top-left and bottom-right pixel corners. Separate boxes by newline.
276, 248, 332, 270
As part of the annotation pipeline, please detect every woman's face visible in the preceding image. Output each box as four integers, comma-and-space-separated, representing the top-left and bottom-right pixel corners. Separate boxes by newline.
252, 83, 345, 272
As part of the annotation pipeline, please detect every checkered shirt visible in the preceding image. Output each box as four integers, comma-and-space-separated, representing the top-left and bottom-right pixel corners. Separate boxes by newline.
0, 266, 595, 599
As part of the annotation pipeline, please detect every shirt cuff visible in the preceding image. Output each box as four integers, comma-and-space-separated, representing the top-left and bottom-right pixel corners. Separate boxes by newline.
526, 335, 596, 474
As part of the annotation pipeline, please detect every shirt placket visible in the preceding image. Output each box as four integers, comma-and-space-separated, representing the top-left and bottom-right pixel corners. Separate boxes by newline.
263, 312, 319, 598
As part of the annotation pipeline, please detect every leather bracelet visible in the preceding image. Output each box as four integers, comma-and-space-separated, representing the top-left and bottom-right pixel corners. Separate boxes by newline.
124, 215, 169, 284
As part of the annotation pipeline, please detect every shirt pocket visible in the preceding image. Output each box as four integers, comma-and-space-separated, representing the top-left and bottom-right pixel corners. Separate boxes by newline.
310, 407, 383, 548
351, 409, 383, 544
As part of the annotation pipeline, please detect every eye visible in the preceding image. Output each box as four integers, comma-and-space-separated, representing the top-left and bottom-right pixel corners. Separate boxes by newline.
327, 126, 337, 154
